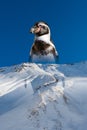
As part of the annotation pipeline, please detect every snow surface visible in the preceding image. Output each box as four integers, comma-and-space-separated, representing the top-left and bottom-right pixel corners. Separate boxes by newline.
0, 62, 87, 130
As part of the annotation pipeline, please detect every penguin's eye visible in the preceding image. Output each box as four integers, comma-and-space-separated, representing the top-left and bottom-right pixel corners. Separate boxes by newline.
38, 25, 45, 29
42, 26, 46, 29
38, 25, 42, 27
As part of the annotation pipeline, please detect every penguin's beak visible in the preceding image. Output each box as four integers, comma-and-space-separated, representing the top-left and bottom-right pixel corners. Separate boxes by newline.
30, 27, 35, 33
30, 26, 41, 34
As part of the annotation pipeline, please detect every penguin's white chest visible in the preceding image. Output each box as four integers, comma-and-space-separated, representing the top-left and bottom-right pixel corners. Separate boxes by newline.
31, 53, 55, 63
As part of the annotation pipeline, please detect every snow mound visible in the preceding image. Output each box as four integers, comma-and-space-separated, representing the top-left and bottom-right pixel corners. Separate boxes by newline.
0, 62, 87, 130
0, 63, 57, 96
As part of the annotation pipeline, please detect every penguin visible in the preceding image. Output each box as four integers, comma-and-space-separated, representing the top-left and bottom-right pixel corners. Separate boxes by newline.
29, 21, 58, 63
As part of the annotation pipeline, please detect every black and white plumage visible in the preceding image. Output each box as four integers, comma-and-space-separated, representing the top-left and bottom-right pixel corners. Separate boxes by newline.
29, 21, 58, 63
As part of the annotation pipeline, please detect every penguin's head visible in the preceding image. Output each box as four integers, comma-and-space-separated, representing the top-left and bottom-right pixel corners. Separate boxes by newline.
30, 21, 50, 36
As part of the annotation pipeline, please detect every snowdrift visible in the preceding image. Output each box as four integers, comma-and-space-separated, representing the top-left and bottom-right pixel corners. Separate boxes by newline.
0, 62, 87, 130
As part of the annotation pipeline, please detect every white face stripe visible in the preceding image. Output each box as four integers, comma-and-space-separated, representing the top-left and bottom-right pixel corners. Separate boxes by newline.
38, 22, 49, 27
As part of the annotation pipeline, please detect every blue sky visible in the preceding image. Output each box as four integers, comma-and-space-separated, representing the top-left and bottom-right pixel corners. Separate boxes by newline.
0, 0, 87, 67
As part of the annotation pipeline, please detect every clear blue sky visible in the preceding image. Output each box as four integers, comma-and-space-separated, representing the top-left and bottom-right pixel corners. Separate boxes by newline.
0, 0, 87, 67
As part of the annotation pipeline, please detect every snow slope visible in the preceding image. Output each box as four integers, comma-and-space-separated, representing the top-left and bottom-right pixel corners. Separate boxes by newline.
0, 62, 87, 130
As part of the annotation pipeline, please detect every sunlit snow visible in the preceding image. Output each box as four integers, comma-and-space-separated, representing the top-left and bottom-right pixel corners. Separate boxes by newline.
0, 62, 87, 130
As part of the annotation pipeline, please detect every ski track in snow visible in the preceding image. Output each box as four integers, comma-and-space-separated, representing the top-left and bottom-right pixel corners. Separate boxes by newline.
0, 62, 87, 130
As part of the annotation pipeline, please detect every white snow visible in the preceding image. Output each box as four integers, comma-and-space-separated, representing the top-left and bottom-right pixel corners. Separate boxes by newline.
0, 62, 87, 130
